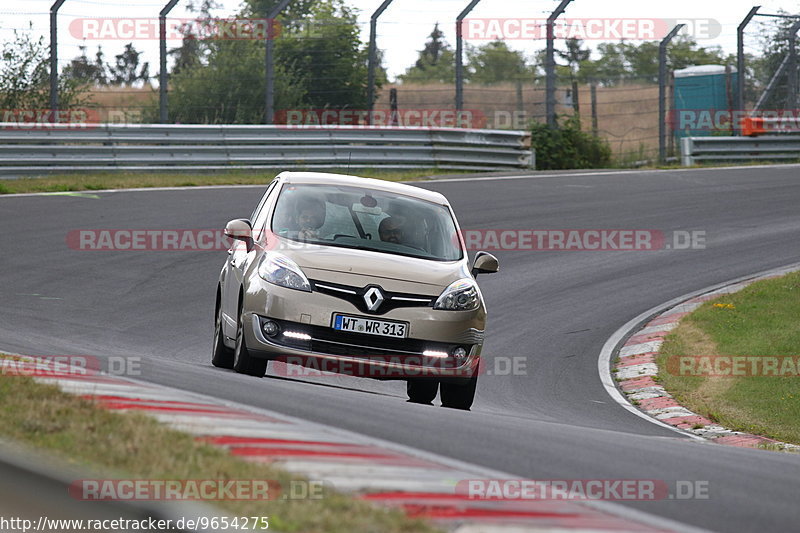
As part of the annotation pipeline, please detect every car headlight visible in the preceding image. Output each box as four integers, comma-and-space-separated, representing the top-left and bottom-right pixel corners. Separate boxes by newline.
257, 253, 311, 292
434, 278, 480, 311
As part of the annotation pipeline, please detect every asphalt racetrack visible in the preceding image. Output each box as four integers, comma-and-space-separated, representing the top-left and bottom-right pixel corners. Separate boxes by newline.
2, 165, 800, 532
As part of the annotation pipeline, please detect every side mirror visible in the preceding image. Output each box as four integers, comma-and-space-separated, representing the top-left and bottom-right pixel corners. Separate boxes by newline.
224, 219, 253, 249
471, 251, 499, 277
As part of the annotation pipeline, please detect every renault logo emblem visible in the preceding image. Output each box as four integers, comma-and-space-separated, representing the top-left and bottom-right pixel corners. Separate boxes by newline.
363, 287, 385, 311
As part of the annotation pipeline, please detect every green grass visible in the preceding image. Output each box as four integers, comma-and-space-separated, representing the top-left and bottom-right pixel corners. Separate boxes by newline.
0, 357, 440, 533
657, 271, 800, 444
0, 168, 468, 194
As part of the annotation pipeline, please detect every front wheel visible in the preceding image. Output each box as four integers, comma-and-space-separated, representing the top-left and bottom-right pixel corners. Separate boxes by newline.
211, 299, 234, 369
407, 379, 438, 404
233, 311, 267, 377
440, 374, 477, 410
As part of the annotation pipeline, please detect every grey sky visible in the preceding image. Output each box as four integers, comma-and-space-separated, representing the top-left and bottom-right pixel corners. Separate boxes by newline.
2, 0, 797, 80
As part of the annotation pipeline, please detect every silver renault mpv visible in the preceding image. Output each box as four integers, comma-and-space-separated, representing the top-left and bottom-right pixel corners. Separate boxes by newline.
212, 172, 498, 409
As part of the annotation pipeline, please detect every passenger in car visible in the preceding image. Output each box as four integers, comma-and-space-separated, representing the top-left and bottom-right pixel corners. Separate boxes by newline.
295, 197, 326, 240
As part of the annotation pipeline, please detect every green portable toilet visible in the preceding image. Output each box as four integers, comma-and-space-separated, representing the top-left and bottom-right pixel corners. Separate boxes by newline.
672, 65, 738, 139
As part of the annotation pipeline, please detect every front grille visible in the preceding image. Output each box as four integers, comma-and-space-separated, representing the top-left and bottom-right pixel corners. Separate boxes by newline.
309, 279, 435, 315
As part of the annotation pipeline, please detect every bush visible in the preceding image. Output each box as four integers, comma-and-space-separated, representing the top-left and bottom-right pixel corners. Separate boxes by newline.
530, 114, 612, 169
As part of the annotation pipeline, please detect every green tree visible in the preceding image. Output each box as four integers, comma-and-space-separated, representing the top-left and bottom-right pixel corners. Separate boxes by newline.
168, 37, 306, 123
623, 37, 729, 83
167, 0, 218, 76
169, 34, 203, 77
63, 45, 108, 85
0, 27, 89, 110
568, 37, 730, 86
530, 114, 611, 169
557, 38, 590, 80
243, 0, 315, 25
275, 0, 374, 109
398, 23, 455, 83
749, 12, 799, 108
467, 40, 529, 84
166, 0, 371, 122
108, 43, 150, 86
577, 42, 627, 85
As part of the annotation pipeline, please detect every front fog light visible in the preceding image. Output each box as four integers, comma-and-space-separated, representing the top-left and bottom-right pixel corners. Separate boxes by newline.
452, 346, 467, 358
262, 319, 280, 337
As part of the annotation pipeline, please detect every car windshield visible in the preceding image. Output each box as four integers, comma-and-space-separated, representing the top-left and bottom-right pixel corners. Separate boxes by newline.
270, 183, 463, 261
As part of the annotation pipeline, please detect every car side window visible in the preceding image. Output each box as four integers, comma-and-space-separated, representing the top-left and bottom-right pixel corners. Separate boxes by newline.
251, 181, 279, 240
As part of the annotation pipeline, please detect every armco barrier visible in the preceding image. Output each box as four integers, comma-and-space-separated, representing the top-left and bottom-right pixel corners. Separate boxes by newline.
681, 135, 800, 166
0, 124, 534, 174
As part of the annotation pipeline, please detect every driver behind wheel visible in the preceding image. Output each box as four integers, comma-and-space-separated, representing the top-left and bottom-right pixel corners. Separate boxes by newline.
378, 216, 407, 244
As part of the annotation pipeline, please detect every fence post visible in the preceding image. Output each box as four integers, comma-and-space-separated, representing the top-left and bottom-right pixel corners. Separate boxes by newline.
545, 0, 572, 127
737, 7, 760, 133
389, 88, 399, 125
659, 24, 684, 164
455, 0, 482, 111
265, 0, 292, 124
367, 0, 395, 124
789, 23, 799, 109
49, 0, 67, 115
159, 0, 180, 123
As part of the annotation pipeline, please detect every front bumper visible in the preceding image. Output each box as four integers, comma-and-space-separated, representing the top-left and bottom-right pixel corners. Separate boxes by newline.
242, 281, 485, 380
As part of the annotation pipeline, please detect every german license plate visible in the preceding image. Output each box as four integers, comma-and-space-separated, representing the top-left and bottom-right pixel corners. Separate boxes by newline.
333, 314, 408, 338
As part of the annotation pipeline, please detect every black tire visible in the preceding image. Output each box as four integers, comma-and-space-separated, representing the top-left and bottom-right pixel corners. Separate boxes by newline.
211, 297, 235, 369
440, 374, 477, 410
233, 309, 267, 377
407, 379, 439, 404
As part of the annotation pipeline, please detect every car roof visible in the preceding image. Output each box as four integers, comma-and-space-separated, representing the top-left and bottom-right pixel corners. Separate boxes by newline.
276, 171, 449, 206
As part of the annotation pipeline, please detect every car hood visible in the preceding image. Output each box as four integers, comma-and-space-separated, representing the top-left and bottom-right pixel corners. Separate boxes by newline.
281, 243, 469, 291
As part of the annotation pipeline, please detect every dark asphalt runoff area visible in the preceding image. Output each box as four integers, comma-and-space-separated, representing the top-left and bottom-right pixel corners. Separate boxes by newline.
2, 165, 800, 531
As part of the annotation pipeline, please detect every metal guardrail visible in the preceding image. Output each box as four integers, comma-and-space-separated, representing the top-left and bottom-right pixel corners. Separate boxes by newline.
0, 440, 219, 532
681, 135, 800, 166
0, 124, 534, 174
